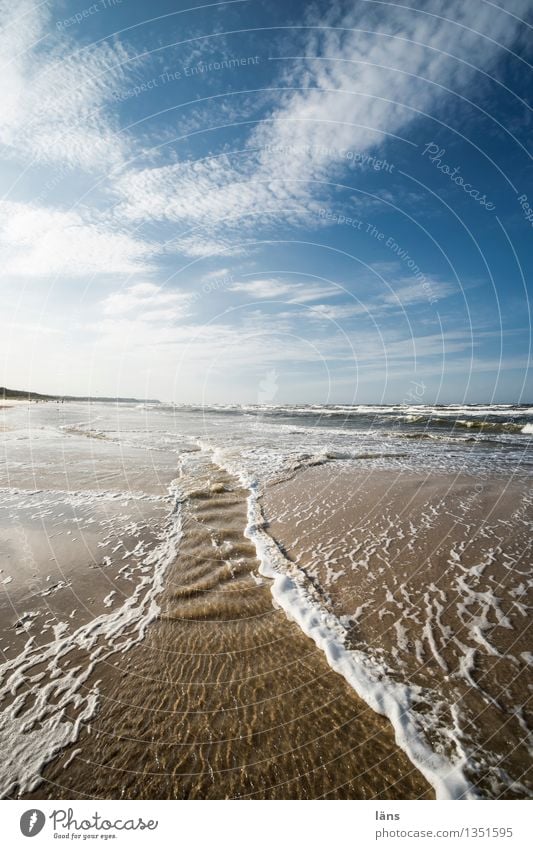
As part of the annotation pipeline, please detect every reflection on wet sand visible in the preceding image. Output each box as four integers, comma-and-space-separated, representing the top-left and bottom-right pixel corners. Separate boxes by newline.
28, 464, 430, 800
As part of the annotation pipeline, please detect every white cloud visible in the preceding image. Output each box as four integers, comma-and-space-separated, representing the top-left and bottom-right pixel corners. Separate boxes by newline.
109, 0, 530, 256
168, 231, 248, 259
113, 155, 317, 236
307, 302, 369, 321
0, 201, 153, 276
102, 282, 192, 320
229, 279, 292, 298
252, 0, 532, 183
304, 277, 457, 321
380, 278, 457, 307
228, 278, 339, 302
201, 268, 232, 282
0, 0, 134, 170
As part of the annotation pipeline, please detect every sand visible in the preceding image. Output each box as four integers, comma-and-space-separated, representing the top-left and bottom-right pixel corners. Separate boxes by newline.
2, 402, 531, 799
22, 461, 430, 800
262, 465, 532, 798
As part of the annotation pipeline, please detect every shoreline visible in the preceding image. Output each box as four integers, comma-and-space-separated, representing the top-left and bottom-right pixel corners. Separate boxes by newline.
1, 402, 531, 799
260, 464, 533, 799
21, 457, 431, 800
247, 482, 474, 800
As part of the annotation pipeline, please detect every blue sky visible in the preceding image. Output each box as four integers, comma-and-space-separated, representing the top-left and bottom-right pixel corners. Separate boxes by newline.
0, 0, 532, 403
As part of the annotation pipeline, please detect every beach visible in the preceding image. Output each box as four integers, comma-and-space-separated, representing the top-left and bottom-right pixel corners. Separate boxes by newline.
0, 400, 531, 799
263, 467, 532, 798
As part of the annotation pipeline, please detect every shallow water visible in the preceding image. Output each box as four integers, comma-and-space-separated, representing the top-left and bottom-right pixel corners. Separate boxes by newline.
1, 400, 531, 798
263, 468, 533, 798
26, 460, 429, 800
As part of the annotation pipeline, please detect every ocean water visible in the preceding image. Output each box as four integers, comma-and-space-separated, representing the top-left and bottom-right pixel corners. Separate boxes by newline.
0, 401, 531, 799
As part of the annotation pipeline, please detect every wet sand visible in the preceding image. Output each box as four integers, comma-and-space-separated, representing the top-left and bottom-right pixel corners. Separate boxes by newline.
262, 465, 533, 798
24, 462, 431, 800
3, 402, 530, 799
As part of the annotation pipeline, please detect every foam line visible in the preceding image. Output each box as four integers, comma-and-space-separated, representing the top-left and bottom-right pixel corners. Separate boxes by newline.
243, 481, 477, 801
0, 483, 182, 797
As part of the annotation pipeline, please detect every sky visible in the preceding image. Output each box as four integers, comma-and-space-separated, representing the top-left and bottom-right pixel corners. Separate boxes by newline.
0, 0, 532, 404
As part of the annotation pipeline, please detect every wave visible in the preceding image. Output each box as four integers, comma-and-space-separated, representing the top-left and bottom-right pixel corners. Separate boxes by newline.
196, 442, 476, 800
396, 417, 532, 434
0, 482, 182, 796
169, 402, 533, 417
164, 404, 533, 436
243, 481, 475, 800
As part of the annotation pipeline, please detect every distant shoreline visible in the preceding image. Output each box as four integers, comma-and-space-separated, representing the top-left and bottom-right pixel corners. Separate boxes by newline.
0, 386, 160, 404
